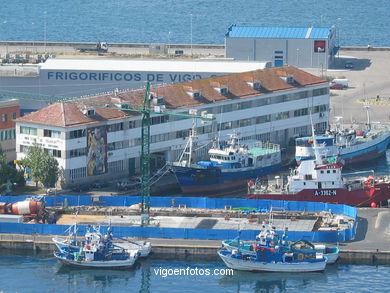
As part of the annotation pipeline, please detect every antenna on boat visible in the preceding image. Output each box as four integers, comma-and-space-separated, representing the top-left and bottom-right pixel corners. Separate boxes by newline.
363, 83, 371, 130
309, 112, 322, 165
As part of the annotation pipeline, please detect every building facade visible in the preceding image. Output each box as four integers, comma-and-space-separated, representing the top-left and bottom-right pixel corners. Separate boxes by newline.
15, 66, 329, 188
0, 99, 19, 162
225, 25, 338, 69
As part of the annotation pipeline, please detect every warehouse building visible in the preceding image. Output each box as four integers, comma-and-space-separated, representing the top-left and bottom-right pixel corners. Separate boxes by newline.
15, 66, 329, 188
225, 25, 337, 69
1, 58, 271, 112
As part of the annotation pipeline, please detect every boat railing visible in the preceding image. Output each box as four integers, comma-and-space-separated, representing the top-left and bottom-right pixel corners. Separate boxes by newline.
253, 141, 280, 151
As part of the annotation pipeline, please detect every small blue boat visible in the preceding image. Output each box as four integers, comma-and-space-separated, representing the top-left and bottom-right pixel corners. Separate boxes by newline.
53, 226, 139, 269
222, 222, 339, 264
170, 131, 281, 193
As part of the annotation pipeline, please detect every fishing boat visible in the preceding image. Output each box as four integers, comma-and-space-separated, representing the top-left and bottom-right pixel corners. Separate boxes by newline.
53, 224, 152, 257
169, 127, 282, 193
218, 234, 327, 273
222, 222, 339, 264
248, 123, 390, 207
54, 226, 139, 268
295, 106, 390, 165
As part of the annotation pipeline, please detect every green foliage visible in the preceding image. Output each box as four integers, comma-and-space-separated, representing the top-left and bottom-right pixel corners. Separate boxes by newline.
0, 146, 24, 189
21, 145, 59, 188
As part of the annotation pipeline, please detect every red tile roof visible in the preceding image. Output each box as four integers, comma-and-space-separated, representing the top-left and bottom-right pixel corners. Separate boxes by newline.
16, 66, 327, 128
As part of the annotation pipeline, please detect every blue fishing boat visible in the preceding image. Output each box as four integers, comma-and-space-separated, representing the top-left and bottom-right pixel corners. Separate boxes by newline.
295, 108, 390, 165
222, 222, 339, 264
218, 227, 328, 272
170, 130, 281, 193
53, 226, 140, 268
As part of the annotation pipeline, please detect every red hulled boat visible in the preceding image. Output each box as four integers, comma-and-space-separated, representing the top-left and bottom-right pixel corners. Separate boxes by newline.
248, 126, 390, 207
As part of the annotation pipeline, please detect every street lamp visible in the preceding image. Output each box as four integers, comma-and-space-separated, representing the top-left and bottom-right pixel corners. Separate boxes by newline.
190, 13, 193, 56
43, 11, 47, 54
336, 18, 342, 59
167, 31, 171, 57
296, 48, 300, 67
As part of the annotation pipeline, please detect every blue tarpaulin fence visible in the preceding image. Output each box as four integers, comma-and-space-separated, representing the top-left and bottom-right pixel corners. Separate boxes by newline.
0, 195, 357, 242
0, 194, 356, 218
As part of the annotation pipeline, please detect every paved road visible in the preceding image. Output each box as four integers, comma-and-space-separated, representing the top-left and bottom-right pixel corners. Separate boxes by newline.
305, 50, 390, 125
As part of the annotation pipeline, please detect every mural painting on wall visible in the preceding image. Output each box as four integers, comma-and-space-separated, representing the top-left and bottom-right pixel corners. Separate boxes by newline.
87, 126, 107, 176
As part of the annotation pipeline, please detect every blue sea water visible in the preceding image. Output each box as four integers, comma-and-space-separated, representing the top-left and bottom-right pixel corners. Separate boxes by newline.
0, 251, 389, 293
0, 0, 388, 46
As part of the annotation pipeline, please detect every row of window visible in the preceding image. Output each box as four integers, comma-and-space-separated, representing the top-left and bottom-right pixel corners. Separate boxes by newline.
1, 112, 17, 122
69, 167, 86, 180
19, 145, 62, 158
0, 129, 16, 141
44, 129, 61, 138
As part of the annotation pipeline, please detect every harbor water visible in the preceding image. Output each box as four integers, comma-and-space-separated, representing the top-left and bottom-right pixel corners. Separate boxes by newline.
0, 0, 388, 46
0, 250, 389, 293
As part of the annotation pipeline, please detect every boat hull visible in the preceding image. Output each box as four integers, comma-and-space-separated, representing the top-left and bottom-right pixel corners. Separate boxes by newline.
172, 163, 281, 194
54, 252, 137, 269
222, 240, 339, 264
218, 251, 327, 272
248, 184, 390, 207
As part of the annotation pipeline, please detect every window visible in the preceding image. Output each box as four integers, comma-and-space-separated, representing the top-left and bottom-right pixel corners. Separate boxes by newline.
20, 126, 37, 135
108, 160, 125, 173
45, 148, 62, 158
294, 108, 309, 117
70, 167, 86, 180
69, 129, 85, 139
2, 114, 6, 122
222, 104, 233, 113
44, 129, 61, 138
20, 145, 30, 153
108, 140, 124, 151
107, 122, 124, 132
256, 115, 271, 124
69, 148, 86, 158
239, 118, 251, 127
219, 121, 232, 131
12, 113, 17, 119
275, 111, 290, 120
129, 121, 137, 129
313, 88, 329, 96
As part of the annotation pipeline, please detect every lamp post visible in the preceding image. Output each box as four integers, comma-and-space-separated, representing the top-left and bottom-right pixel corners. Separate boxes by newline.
336, 18, 342, 59
167, 31, 171, 57
190, 13, 193, 56
296, 48, 300, 67
43, 11, 47, 54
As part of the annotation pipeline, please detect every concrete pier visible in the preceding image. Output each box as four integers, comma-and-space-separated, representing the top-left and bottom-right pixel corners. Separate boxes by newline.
1, 208, 389, 264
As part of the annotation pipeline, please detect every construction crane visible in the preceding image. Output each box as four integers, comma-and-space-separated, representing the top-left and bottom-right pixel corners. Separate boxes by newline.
0, 82, 215, 225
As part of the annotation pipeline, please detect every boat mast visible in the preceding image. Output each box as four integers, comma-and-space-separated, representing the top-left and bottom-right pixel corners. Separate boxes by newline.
310, 114, 322, 165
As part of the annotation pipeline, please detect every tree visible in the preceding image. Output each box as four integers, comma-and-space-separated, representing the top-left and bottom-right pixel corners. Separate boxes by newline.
21, 145, 59, 188
0, 146, 24, 191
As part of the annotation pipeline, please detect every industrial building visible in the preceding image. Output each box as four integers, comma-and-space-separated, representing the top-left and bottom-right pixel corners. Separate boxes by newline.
0, 59, 271, 112
225, 25, 338, 69
15, 66, 329, 188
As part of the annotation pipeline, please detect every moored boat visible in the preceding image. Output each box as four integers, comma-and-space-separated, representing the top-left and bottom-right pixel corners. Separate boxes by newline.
222, 222, 339, 264
54, 226, 139, 269
217, 248, 327, 272
248, 124, 390, 207
295, 108, 390, 165
53, 224, 152, 257
170, 128, 282, 194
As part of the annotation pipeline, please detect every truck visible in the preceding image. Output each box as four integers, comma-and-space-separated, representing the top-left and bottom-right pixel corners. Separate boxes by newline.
330, 78, 349, 89
75, 42, 108, 53
0, 197, 48, 222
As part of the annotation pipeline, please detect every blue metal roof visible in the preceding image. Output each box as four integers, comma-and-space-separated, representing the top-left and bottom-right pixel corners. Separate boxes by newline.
226, 25, 331, 39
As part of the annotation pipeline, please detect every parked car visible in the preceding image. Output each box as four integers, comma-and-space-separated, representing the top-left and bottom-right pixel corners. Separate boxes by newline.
330, 83, 344, 90
345, 61, 354, 69
71, 183, 92, 192
117, 178, 141, 191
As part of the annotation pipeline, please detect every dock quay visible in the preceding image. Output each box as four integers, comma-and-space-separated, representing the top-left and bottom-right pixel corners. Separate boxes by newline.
1, 195, 389, 264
